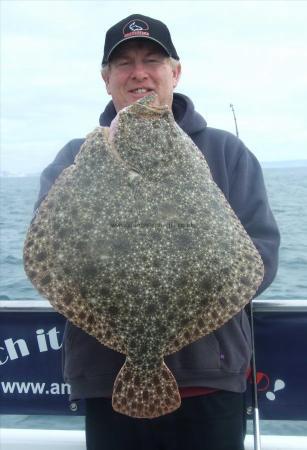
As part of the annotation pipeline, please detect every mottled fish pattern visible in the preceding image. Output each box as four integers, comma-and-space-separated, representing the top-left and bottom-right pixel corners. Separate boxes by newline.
24, 94, 264, 418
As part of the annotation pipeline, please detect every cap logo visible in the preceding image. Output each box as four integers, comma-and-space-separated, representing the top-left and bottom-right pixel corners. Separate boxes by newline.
123, 19, 149, 38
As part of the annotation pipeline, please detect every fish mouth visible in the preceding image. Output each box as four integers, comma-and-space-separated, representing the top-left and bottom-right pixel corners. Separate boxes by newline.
136, 92, 170, 112
124, 91, 169, 115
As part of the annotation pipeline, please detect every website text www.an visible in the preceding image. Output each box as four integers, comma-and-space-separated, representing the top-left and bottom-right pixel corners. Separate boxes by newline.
0, 381, 70, 395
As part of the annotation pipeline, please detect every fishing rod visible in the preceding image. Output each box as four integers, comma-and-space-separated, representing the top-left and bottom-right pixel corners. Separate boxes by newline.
248, 301, 262, 450
230, 103, 261, 450
229, 103, 239, 138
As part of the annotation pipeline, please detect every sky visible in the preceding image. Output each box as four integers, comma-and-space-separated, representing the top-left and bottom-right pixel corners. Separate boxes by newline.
1, 0, 307, 175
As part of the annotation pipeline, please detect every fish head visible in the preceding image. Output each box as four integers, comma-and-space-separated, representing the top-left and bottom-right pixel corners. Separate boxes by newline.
110, 94, 179, 178
109, 93, 170, 140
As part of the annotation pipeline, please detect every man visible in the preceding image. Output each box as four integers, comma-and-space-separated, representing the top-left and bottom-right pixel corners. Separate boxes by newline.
35, 14, 280, 450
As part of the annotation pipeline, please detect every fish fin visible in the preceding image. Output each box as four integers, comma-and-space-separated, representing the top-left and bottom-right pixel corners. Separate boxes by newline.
164, 305, 238, 355
112, 359, 181, 418
48, 285, 127, 354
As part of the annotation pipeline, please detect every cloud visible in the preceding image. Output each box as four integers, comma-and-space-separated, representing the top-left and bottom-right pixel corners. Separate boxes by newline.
1, 0, 307, 174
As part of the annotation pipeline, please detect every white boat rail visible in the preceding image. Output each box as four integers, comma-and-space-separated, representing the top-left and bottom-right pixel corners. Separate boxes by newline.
1, 428, 307, 450
1, 298, 307, 312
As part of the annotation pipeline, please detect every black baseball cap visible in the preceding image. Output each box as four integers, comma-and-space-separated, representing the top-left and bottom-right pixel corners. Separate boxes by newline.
102, 14, 179, 65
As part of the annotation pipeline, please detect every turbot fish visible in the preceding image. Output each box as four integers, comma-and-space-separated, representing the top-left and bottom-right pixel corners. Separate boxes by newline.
23, 94, 264, 419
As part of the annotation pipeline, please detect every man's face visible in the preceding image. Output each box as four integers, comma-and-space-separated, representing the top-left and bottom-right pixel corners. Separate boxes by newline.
102, 40, 181, 112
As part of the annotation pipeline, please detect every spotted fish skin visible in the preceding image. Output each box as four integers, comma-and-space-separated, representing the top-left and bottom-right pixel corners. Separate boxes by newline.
24, 94, 264, 419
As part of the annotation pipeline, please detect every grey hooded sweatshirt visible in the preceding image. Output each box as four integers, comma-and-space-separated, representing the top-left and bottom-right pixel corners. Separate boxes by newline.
35, 93, 280, 399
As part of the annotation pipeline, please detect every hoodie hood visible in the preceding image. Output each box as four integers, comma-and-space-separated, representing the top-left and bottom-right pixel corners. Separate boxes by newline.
99, 92, 207, 136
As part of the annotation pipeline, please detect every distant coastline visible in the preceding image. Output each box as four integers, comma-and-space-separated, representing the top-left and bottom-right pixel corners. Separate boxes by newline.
0, 171, 41, 178
260, 159, 307, 169
1, 160, 307, 177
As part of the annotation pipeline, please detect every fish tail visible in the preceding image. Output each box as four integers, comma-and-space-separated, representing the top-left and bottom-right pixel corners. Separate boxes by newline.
112, 359, 181, 418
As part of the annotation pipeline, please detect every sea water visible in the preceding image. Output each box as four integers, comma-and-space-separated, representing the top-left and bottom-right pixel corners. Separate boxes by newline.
1, 166, 307, 301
